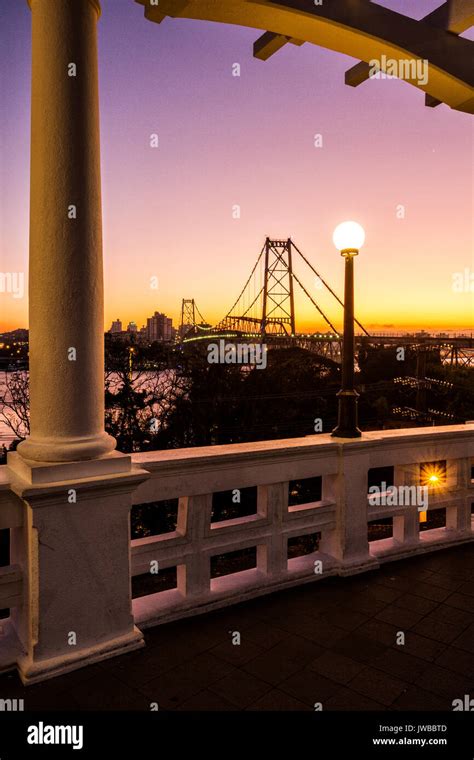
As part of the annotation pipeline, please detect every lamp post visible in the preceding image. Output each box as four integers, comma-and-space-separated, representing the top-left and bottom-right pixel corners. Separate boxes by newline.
331, 221, 365, 438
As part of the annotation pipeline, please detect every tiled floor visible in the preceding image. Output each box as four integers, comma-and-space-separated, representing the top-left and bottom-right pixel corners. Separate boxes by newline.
1, 544, 474, 711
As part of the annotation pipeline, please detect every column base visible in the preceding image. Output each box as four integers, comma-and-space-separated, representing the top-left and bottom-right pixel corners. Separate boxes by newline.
16, 431, 116, 465
17, 626, 145, 686
7, 449, 129, 485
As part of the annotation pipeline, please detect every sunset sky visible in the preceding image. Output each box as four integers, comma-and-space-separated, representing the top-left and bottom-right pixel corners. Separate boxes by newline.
1, 0, 473, 333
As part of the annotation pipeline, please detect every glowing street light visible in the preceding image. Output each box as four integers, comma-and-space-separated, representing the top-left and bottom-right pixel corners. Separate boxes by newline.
331, 221, 365, 438
332, 220, 366, 253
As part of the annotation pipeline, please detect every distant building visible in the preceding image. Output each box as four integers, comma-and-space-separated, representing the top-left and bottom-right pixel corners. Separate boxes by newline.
127, 321, 138, 333
109, 318, 122, 334
146, 311, 174, 342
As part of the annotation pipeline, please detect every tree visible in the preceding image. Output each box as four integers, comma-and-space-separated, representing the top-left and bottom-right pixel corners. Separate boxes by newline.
0, 370, 30, 440
159, 345, 340, 446
104, 340, 185, 452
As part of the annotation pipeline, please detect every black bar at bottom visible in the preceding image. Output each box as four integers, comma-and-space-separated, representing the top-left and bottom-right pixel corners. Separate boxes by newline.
0, 711, 473, 758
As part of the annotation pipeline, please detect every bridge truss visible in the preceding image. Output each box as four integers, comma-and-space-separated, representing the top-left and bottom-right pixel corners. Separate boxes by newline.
179, 237, 473, 369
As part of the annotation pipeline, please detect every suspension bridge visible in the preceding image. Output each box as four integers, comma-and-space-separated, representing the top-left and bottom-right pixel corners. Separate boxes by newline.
178, 237, 474, 368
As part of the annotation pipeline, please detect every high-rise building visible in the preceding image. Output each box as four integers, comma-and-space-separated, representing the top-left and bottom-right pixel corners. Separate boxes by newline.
146, 311, 174, 342
127, 321, 138, 333
109, 318, 122, 334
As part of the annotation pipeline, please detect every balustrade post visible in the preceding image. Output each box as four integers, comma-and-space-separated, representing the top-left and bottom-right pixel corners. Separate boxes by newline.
177, 494, 212, 597
446, 458, 472, 533
332, 446, 379, 574
393, 465, 420, 544
256, 483, 287, 577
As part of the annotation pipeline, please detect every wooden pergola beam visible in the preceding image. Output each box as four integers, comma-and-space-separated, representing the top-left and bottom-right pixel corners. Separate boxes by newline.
345, 0, 474, 110
253, 31, 304, 61
424, 0, 474, 34
136, 0, 474, 114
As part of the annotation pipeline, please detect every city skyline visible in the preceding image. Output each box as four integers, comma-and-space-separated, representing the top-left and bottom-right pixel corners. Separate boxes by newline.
1, 0, 473, 333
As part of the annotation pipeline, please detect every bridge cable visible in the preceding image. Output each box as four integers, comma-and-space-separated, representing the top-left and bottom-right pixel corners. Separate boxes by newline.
194, 302, 207, 325
222, 244, 266, 321
241, 286, 265, 318
291, 271, 339, 334
291, 241, 370, 337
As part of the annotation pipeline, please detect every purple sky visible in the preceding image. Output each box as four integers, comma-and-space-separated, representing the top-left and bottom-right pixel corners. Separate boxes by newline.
1, 0, 473, 332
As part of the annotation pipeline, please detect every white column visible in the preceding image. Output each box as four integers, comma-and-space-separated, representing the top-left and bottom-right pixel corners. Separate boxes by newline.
3, 0, 148, 687
18, 0, 115, 464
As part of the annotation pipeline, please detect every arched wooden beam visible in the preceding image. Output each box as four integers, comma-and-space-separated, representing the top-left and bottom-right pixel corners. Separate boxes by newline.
136, 0, 474, 114
345, 0, 474, 110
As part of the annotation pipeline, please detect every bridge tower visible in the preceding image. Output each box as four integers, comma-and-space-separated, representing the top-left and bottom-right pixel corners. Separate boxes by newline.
179, 298, 196, 339
261, 238, 296, 336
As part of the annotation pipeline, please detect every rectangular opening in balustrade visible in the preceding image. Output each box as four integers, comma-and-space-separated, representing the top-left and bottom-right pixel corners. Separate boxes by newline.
211, 547, 256, 579
287, 532, 321, 559
0, 529, 9, 567
211, 486, 257, 523
131, 499, 179, 539
0, 529, 9, 620
288, 476, 322, 507
368, 517, 393, 541
420, 460, 447, 488
419, 507, 446, 532
131, 566, 177, 599
368, 466, 394, 491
